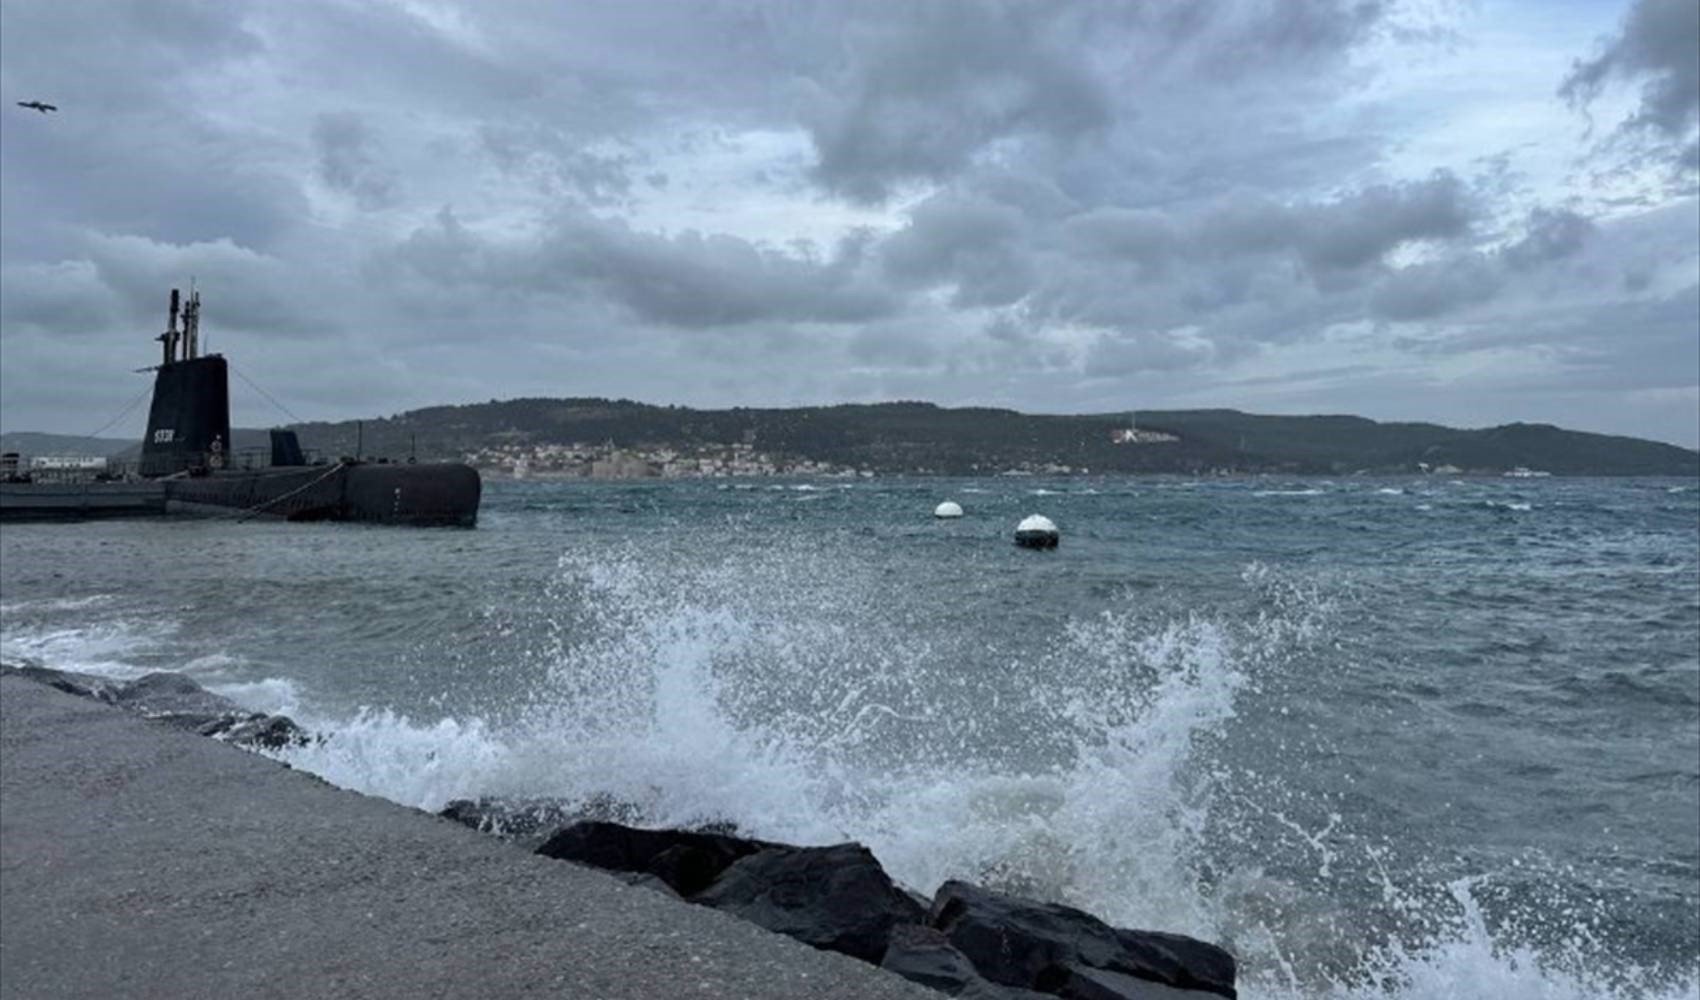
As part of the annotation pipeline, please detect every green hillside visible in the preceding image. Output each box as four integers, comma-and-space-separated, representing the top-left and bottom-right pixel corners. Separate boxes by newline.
281, 399, 1698, 476
1131, 411, 1697, 476
9, 401, 1692, 476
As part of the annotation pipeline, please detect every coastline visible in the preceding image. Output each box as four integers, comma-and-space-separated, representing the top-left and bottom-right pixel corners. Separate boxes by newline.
0, 674, 936, 999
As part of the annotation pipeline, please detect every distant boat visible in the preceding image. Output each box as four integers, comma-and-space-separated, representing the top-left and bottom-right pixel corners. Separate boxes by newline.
1502, 467, 1552, 478
1, 288, 481, 526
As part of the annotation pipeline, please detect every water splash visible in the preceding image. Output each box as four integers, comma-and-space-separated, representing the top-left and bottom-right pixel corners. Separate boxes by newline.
0, 618, 171, 679
262, 539, 1691, 999
1255, 878, 1700, 1000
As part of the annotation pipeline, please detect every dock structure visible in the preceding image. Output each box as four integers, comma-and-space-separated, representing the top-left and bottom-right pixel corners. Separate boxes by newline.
0, 479, 167, 521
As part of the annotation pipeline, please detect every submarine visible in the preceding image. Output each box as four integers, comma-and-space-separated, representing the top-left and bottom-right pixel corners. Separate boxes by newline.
0, 289, 481, 526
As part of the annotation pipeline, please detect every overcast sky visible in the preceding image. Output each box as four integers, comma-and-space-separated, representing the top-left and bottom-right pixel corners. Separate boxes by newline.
2, 0, 1696, 447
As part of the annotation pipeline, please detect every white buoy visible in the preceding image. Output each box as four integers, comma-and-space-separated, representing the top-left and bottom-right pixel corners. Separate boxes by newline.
1014, 513, 1059, 549
934, 501, 964, 519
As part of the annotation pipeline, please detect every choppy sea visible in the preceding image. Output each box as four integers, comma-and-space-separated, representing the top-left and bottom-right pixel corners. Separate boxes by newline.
2, 475, 1697, 998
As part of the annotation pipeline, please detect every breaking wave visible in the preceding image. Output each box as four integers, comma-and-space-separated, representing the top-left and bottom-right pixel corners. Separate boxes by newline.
265, 540, 1694, 999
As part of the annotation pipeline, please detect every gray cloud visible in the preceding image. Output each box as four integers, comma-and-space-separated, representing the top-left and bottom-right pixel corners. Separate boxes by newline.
1369, 257, 1502, 321
1083, 331, 1217, 378
0, 0, 262, 111
1502, 208, 1595, 269
1368, 207, 1596, 321
267, 1, 542, 114
798, 0, 1405, 205
1396, 283, 1699, 393
802, 2, 1111, 202
0, 259, 121, 337
1562, 0, 1699, 137
1060, 208, 1181, 275
384, 206, 897, 331
478, 124, 637, 205
1561, 0, 1700, 179
0, 232, 329, 343
1, 0, 1695, 448
0, 114, 308, 254
887, 171, 1481, 352
313, 113, 400, 211
1294, 172, 1475, 271
881, 192, 1033, 307
848, 318, 945, 369
1179, 0, 1389, 80
1175, 173, 1478, 274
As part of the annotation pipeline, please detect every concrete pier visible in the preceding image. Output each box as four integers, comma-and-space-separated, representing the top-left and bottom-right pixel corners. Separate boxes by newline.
0, 676, 934, 999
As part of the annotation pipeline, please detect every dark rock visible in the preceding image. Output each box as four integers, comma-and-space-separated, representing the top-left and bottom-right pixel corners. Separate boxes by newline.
960, 985, 1056, 1000
898, 882, 934, 915
693, 842, 925, 964
443, 796, 738, 853
439, 799, 484, 827
190, 713, 257, 737
534, 820, 779, 897
217, 713, 310, 749
574, 791, 650, 827
161, 707, 308, 748
441, 797, 588, 849
883, 924, 984, 993
106, 672, 311, 749
115, 671, 243, 717
881, 925, 1054, 999
929, 880, 1122, 989
2, 666, 312, 751
687, 817, 743, 837
1, 663, 123, 703
1039, 963, 1216, 1000
647, 843, 735, 897
1110, 929, 1236, 1000
929, 881, 1235, 999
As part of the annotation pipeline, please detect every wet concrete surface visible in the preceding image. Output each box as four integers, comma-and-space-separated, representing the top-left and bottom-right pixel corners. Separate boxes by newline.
0, 675, 936, 999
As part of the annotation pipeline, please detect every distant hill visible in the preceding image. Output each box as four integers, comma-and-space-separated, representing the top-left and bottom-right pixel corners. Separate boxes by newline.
1128, 410, 1698, 476
276, 399, 1698, 477
0, 432, 134, 459
8, 401, 1692, 476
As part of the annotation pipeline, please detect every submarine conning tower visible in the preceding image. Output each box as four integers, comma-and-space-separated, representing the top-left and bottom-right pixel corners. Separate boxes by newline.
140, 288, 230, 478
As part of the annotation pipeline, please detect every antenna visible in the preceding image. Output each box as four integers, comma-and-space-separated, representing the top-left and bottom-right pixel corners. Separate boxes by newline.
181, 281, 201, 360
159, 288, 181, 365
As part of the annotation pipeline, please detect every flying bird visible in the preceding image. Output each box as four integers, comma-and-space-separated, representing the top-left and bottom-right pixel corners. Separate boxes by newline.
16, 101, 57, 113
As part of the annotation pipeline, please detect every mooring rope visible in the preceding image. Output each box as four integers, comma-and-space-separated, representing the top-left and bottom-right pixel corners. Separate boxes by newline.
75, 382, 155, 446
229, 362, 305, 426
227, 460, 349, 522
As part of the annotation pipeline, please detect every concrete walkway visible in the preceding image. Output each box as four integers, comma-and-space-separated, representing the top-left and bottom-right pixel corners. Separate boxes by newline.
0, 676, 936, 999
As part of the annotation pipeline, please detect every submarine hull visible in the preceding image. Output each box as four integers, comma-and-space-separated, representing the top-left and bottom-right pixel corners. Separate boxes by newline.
165, 463, 481, 526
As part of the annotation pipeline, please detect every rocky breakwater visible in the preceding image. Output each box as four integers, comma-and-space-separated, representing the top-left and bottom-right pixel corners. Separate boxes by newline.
0, 664, 1232, 999
443, 799, 1236, 999
0, 661, 310, 750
